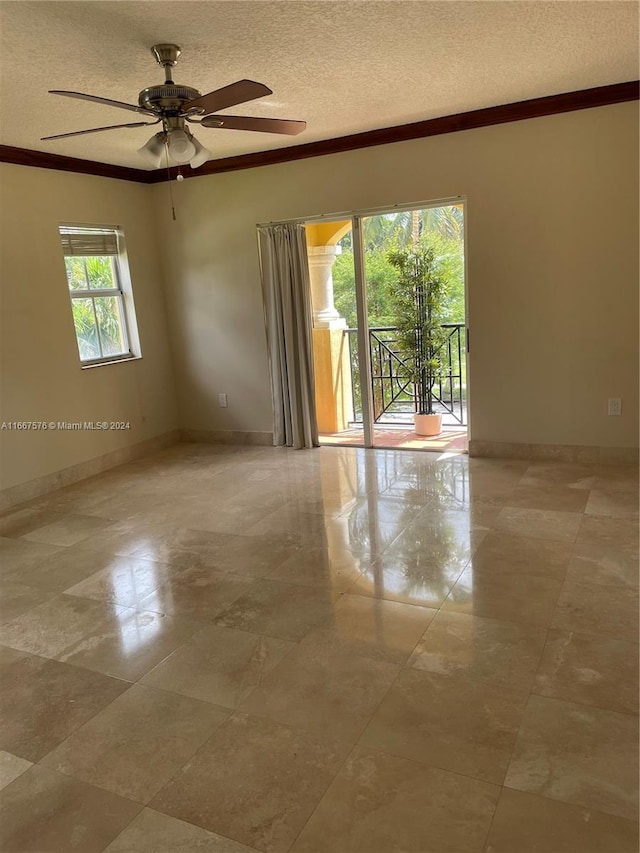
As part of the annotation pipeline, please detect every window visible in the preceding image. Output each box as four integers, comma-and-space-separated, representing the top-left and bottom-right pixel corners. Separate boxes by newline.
60, 225, 139, 366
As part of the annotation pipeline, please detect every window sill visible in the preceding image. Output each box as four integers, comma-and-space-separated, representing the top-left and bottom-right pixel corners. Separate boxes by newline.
80, 355, 142, 370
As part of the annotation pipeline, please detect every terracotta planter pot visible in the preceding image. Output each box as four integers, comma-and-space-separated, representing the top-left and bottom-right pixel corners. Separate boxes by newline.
414, 413, 442, 436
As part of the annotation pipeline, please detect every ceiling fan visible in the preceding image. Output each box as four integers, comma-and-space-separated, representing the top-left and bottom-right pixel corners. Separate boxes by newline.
42, 44, 306, 169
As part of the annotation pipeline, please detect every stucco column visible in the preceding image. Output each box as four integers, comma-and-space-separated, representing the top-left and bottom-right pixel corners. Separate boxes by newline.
307, 245, 344, 329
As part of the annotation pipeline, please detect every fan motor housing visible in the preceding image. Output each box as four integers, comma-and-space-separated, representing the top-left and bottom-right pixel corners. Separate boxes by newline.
138, 84, 202, 113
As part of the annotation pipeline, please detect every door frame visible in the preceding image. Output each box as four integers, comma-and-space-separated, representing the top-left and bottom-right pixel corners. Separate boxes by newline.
259, 196, 470, 450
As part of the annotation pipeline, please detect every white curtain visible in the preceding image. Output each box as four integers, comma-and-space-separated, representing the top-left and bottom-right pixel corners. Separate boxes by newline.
258, 223, 319, 449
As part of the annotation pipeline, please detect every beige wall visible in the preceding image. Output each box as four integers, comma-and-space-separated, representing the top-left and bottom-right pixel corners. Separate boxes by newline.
0, 164, 178, 490
154, 101, 639, 450
1, 101, 637, 493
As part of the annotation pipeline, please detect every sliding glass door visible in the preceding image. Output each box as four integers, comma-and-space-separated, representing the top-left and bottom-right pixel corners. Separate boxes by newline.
310, 201, 468, 452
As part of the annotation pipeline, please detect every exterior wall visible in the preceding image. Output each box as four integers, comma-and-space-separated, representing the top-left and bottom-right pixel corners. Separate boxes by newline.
154, 102, 639, 453
0, 164, 178, 491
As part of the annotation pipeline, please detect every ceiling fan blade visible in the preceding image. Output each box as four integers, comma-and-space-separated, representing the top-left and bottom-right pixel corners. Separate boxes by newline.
200, 114, 306, 135
183, 80, 272, 115
49, 90, 156, 117
41, 120, 160, 141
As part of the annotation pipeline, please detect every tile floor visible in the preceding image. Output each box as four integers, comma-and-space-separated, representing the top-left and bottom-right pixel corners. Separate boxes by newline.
0, 443, 638, 852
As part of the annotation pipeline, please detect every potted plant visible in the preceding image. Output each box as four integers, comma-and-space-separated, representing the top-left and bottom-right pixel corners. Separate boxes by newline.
387, 245, 448, 436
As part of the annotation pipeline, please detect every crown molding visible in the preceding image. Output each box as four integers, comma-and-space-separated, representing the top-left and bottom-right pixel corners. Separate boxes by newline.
1, 81, 637, 185
0, 145, 150, 182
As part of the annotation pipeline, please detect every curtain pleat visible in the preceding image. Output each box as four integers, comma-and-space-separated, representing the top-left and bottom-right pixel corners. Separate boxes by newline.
258, 224, 319, 449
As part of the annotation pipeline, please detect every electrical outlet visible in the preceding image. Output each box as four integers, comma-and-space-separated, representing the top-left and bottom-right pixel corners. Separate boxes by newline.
608, 397, 622, 416
218, 393, 228, 408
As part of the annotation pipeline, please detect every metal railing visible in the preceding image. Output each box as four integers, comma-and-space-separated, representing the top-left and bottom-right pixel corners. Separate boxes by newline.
345, 323, 467, 426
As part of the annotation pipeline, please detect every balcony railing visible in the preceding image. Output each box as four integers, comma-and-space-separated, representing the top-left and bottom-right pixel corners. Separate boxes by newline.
345, 323, 467, 426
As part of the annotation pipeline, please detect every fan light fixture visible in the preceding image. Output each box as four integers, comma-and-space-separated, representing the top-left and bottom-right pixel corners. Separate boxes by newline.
189, 135, 211, 169
167, 128, 195, 164
137, 127, 211, 170
137, 132, 165, 168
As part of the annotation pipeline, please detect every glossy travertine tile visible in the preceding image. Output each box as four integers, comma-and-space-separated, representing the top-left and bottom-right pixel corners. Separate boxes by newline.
0, 751, 32, 791
519, 462, 596, 489
142, 625, 293, 708
241, 644, 398, 741
61, 606, 201, 681
552, 581, 639, 642
0, 536, 63, 577
268, 546, 367, 591
0, 594, 132, 659
505, 695, 639, 820
0, 444, 637, 853
348, 548, 467, 608
167, 502, 277, 536
0, 645, 128, 761
243, 504, 332, 544
442, 569, 563, 626
196, 533, 299, 577
408, 611, 548, 691
565, 543, 639, 589
484, 787, 639, 853
0, 507, 60, 537
334, 516, 402, 559
399, 509, 489, 551
494, 507, 582, 542
585, 487, 639, 519
301, 593, 436, 664
426, 499, 502, 529
0, 580, 56, 623
291, 745, 500, 853
228, 482, 297, 514
42, 684, 228, 803
20, 512, 114, 546
137, 566, 256, 622
0, 594, 202, 680
465, 466, 526, 501
361, 667, 528, 783
63, 552, 173, 607
337, 494, 427, 527
535, 629, 639, 714
3, 543, 131, 592
593, 465, 639, 488
82, 522, 229, 569
213, 579, 339, 641
104, 808, 260, 852
468, 532, 572, 580
151, 713, 350, 853
505, 483, 589, 513
576, 515, 639, 553
0, 764, 141, 853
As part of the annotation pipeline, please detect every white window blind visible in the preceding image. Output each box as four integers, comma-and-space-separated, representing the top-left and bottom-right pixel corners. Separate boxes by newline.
60, 227, 119, 257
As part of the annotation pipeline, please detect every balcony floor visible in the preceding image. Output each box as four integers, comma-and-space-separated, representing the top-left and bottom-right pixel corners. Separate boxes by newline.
319, 425, 468, 453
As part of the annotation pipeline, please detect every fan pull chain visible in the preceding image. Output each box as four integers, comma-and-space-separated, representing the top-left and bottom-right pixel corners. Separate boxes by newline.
164, 141, 177, 221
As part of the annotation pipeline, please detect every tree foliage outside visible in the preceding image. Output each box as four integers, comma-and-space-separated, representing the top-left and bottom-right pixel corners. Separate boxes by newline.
332, 205, 465, 328
65, 256, 115, 291
65, 256, 127, 360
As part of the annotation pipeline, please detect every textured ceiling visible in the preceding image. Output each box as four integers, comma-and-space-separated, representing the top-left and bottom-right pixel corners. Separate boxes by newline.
0, 1, 638, 170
